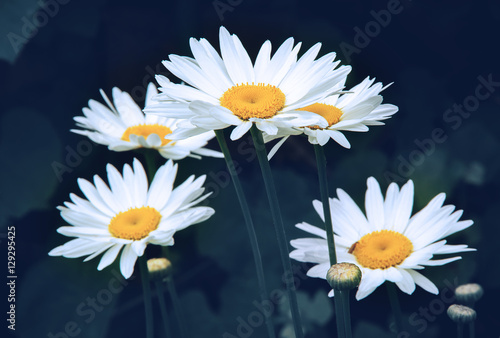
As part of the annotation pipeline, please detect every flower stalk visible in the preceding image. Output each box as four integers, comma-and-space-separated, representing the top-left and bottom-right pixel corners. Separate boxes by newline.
386, 282, 404, 334
166, 275, 189, 338
139, 255, 154, 338
314, 144, 353, 338
340, 290, 352, 338
250, 125, 304, 338
312, 144, 337, 264
155, 280, 172, 337
215, 129, 276, 338
327, 263, 361, 338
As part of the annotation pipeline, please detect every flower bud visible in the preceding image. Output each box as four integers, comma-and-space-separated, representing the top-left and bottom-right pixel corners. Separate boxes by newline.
147, 258, 172, 281
447, 304, 477, 324
455, 283, 483, 304
326, 263, 362, 291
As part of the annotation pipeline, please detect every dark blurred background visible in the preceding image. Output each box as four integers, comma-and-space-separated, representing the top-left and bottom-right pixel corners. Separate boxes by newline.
1, 0, 499, 337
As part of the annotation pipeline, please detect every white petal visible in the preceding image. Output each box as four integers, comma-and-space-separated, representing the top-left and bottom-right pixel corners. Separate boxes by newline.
407, 270, 438, 294
422, 256, 462, 266
335, 189, 370, 235
77, 178, 115, 217
312, 199, 325, 222
392, 180, 414, 233
131, 158, 149, 207
219, 27, 254, 84
306, 262, 330, 279
267, 135, 289, 160
166, 207, 215, 231
49, 238, 107, 258
97, 244, 123, 270
57, 226, 110, 238
383, 182, 400, 230
383, 267, 403, 283
395, 269, 416, 295
209, 106, 241, 125
255, 121, 278, 135
365, 177, 385, 230
120, 245, 138, 279
145, 83, 159, 107
295, 222, 327, 239
93, 175, 123, 213
254, 40, 272, 80
147, 160, 176, 210
131, 241, 148, 256
190, 116, 228, 130
355, 269, 385, 300
230, 122, 252, 140
324, 130, 351, 148
146, 133, 162, 147
107, 164, 132, 207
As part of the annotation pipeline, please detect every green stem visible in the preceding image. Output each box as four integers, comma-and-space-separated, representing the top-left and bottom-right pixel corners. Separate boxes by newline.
469, 322, 474, 338
250, 125, 304, 338
313, 144, 337, 265
314, 144, 347, 337
155, 280, 172, 337
340, 290, 352, 338
214, 129, 276, 338
334, 293, 345, 338
386, 283, 404, 334
142, 149, 160, 182
166, 276, 189, 338
457, 323, 464, 338
139, 256, 154, 338
142, 150, 171, 272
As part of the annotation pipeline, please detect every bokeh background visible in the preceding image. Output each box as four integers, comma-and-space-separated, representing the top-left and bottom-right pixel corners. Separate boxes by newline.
1, 0, 499, 337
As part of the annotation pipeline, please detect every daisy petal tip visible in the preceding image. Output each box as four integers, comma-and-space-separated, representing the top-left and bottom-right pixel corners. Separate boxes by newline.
48, 248, 60, 256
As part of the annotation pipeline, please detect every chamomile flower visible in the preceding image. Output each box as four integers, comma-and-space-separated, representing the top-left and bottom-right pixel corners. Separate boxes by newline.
290, 177, 474, 300
49, 158, 214, 278
146, 26, 351, 140
265, 77, 398, 151
72, 83, 222, 160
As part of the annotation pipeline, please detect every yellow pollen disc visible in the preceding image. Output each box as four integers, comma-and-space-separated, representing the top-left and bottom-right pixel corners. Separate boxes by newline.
121, 124, 172, 146
349, 230, 413, 270
220, 83, 286, 120
108, 207, 161, 240
297, 103, 343, 129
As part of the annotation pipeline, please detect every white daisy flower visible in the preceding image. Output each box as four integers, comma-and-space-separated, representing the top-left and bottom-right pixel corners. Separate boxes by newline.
49, 158, 214, 278
265, 77, 398, 152
72, 83, 222, 160
290, 177, 474, 300
145, 26, 351, 141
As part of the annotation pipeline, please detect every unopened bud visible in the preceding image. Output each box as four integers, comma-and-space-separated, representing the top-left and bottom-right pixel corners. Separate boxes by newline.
147, 258, 172, 281
447, 304, 477, 324
455, 283, 483, 304
326, 263, 362, 291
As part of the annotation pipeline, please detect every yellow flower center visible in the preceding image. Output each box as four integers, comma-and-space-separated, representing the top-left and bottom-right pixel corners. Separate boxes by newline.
108, 207, 161, 240
297, 103, 343, 129
220, 83, 286, 120
121, 124, 172, 146
349, 230, 413, 270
